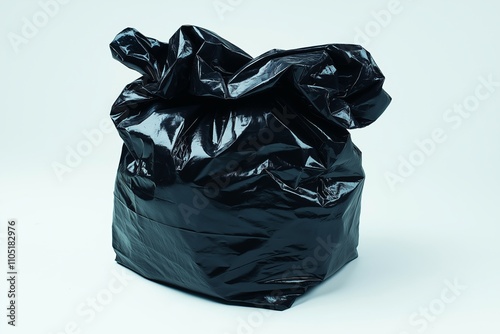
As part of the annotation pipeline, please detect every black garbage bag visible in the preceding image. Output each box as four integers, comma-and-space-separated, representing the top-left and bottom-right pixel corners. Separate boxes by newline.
110, 25, 391, 310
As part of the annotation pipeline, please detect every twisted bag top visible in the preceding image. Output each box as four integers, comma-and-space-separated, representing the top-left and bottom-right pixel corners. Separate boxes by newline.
110, 26, 391, 310
110, 26, 390, 128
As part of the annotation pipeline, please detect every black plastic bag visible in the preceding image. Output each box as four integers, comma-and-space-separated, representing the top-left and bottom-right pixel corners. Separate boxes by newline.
110, 25, 391, 310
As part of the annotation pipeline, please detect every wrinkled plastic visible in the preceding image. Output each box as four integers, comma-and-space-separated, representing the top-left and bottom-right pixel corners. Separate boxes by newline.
110, 25, 391, 310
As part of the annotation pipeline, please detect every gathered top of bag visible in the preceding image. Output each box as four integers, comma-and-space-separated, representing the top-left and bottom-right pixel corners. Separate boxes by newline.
110, 25, 391, 129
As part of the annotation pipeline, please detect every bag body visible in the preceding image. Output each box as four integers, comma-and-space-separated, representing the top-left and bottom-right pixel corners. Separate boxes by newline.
110, 26, 391, 310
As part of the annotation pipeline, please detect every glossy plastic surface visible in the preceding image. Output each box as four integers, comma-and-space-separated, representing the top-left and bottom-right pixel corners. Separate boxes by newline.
110, 26, 391, 310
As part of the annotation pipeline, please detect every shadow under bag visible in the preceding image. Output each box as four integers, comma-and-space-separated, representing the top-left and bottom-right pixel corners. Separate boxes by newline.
109, 25, 391, 310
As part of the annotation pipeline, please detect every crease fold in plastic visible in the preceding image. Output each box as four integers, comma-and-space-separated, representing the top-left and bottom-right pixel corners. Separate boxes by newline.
110, 25, 391, 310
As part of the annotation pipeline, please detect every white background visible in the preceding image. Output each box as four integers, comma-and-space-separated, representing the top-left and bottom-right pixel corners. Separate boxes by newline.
1, 0, 499, 333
